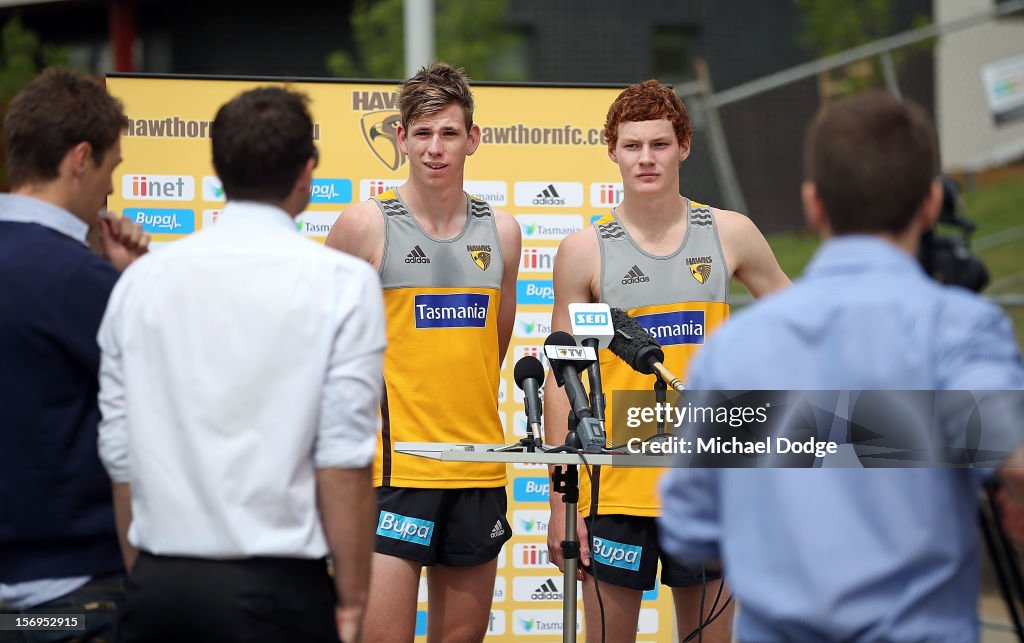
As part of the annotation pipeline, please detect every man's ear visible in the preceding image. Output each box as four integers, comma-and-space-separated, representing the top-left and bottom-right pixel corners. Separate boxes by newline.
467, 123, 481, 156
678, 138, 691, 164
802, 181, 831, 237
397, 124, 409, 156
64, 142, 93, 177
916, 179, 943, 234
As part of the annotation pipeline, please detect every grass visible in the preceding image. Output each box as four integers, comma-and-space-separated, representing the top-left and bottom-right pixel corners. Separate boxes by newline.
735, 175, 1024, 348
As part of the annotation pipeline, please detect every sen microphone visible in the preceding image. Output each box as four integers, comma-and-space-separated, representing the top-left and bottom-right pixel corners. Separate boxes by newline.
608, 307, 686, 393
513, 356, 545, 448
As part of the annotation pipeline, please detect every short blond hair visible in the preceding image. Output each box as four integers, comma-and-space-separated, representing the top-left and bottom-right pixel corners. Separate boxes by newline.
398, 62, 474, 130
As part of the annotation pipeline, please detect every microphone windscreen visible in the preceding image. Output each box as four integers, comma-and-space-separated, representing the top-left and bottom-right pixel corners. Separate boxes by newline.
514, 356, 546, 389
544, 330, 577, 348
608, 308, 656, 365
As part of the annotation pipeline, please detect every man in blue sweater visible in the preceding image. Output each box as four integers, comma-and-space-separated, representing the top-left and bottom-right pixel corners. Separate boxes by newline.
0, 69, 149, 641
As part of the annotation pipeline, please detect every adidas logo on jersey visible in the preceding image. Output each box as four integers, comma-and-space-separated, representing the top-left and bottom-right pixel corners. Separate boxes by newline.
490, 520, 506, 539
405, 245, 431, 264
621, 264, 651, 285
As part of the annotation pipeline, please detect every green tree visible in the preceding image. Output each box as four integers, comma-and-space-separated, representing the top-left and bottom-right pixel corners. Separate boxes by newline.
0, 13, 68, 103
0, 13, 69, 188
327, 0, 525, 81
794, 0, 929, 102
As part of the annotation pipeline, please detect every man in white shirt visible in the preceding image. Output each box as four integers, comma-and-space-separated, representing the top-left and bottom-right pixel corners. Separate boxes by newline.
97, 87, 385, 643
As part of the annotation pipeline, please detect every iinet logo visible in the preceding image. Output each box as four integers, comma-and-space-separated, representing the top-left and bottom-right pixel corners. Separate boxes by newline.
122, 174, 195, 201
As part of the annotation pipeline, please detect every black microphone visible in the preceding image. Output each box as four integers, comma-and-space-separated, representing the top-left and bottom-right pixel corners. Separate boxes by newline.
513, 356, 545, 449
608, 308, 686, 393
544, 331, 606, 452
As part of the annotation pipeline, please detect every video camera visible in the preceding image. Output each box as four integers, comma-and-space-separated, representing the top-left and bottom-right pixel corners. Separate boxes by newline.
918, 176, 989, 293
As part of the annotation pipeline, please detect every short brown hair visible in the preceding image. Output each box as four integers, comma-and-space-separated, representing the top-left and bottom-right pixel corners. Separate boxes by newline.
805, 90, 938, 235
604, 80, 691, 150
211, 87, 316, 202
4, 68, 127, 188
398, 62, 474, 130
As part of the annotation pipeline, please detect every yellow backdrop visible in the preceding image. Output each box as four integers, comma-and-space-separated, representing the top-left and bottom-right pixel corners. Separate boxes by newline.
106, 74, 674, 642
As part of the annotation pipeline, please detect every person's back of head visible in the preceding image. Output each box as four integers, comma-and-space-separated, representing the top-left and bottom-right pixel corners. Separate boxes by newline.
603, 79, 691, 151
211, 87, 316, 203
398, 62, 474, 130
4, 68, 127, 190
804, 90, 938, 236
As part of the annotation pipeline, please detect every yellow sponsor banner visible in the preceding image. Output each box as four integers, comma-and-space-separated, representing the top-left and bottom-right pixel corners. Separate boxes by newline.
106, 75, 677, 642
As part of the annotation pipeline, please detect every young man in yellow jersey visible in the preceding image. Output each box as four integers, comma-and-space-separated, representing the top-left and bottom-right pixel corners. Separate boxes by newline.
544, 80, 789, 642
326, 63, 521, 643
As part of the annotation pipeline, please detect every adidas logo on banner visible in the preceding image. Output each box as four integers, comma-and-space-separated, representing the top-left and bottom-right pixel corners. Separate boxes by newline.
405, 245, 431, 264
621, 264, 651, 285
532, 184, 565, 206
532, 578, 561, 600
490, 520, 506, 539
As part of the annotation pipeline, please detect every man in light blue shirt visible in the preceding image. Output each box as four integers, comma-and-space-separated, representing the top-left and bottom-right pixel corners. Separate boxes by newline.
658, 91, 1024, 642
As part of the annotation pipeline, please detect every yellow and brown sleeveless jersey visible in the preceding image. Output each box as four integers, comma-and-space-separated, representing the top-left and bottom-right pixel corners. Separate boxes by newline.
582, 201, 730, 517
373, 189, 506, 488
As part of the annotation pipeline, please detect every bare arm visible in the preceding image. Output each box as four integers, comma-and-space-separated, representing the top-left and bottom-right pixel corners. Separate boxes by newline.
317, 467, 375, 643
715, 208, 790, 298
325, 201, 386, 269
543, 229, 600, 575
111, 482, 138, 571
494, 209, 522, 362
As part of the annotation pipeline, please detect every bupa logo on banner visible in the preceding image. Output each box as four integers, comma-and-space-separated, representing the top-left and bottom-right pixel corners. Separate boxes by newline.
309, 178, 353, 204
414, 293, 490, 329
124, 208, 195, 234
634, 310, 706, 346
517, 280, 554, 305
513, 477, 550, 502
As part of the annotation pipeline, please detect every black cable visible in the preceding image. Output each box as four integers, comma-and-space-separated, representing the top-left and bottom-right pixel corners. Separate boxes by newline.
683, 595, 734, 643
698, 566, 706, 643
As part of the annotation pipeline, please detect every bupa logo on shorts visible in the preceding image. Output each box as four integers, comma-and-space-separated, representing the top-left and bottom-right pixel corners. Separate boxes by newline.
414, 293, 490, 329
124, 208, 196, 234
517, 280, 554, 305
309, 178, 353, 204
634, 310, 705, 346
376, 511, 434, 546
591, 536, 642, 571
513, 477, 550, 502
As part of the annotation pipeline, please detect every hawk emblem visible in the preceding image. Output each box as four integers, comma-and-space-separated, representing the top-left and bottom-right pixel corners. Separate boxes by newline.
690, 262, 712, 284
360, 110, 405, 171
467, 244, 492, 271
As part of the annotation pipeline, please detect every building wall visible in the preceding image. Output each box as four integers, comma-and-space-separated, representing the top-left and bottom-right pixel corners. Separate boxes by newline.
936, 0, 1024, 171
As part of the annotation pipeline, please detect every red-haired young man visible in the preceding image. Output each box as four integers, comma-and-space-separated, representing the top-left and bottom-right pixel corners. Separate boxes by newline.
545, 80, 789, 642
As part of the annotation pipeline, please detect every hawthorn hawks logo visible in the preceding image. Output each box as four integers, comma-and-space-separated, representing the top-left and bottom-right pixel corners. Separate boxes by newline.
687, 256, 713, 284
467, 244, 492, 271
360, 111, 404, 171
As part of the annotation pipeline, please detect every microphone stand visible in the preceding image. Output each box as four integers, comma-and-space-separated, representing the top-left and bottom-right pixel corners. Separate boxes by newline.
549, 412, 583, 642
